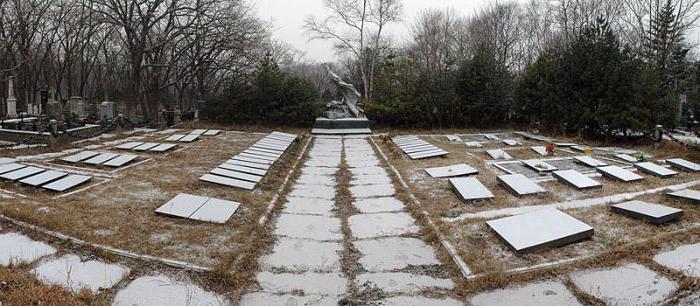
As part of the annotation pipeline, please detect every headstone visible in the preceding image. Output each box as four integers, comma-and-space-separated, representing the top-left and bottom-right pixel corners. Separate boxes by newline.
486, 149, 512, 160
0, 166, 45, 181
42, 175, 92, 192
446, 135, 461, 142
46, 89, 63, 121
666, 158, 700, 172
666, 189, 700, 205
449, 177, 494, 201
99, 101, 115, 119
497, 174, 546, 196
615, 153, 638, 163
573, 156, 608, 167
502, 139, 520, 146
409, 149, 449, 160
597, 165, 645, 182
486, 209, 594, 254
611, 200, 683, 224
5, 76, 17, 118
531, 146, 549, 156
552, 170, 602, 190
634, 162, 678, 178
570, 263, 677, 305
522, 159, 557, 172
653, 243, 700, 278
199, 174, 256, 190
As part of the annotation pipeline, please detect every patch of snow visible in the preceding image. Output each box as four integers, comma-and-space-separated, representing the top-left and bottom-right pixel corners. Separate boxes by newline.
653, 243, 700, 278
356, 272, 454, 294
260, 238, 342, 272
349, 213, 419, 239
112, 275, 225, 305
239, 292, 338, 305
274, 214, 342, 241
33, 254, 130, 293
256, 271, 347, 295
570, 263, 677, 305
0, 233, 56, 266
470, 280, 581, 306
349, 184, 395, 199
355, 237, 441, 271
380, 296, 462, 306
353, 197, 405, 213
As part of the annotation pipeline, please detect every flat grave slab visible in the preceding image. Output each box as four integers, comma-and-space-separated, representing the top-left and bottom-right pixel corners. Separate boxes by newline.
252, 143, 286, 152
573, 155, 608, 167
446, 135, 461, 142
203, 129, 221, 136
531, 146, 549, 156
465, 141, 483, 148
502, 139, 520, 146
666, 189, 700, 205
666, 158, 700, 172
61, 151, 100, 163
597, 165, 645, 182
149, 143, 177, 152
179, 134, 199, 142
255, 271, 347, 296
349, 184, 395, 198
19, 170, 68, 187
260, 238, 342, 272
199, 174, 256, 190
165, 134, 185, 141
132, 143, 159, 151
402, 145, 436, 154
274, 213, 342, 241
484, 134, 500, 140
245, 149, 281, 158
239, 152, 277, 162
353, 197, 405, 213
555, 143, 577, 147
522, 159, 557, 172
155, 193, 209, 218
470, 280, 581, 306
571, 145, 586, 152
634, 162, 678, 178
355, 237, 441, 271
653, 243, 700, 278
409, 149, 449, 160
42, 175, 92, 192
113, 275, 225, 306
211, 168, 263, 183
570, 263, 677, 305
611, 200, 683, 224
615, 153, 639, 163
497, 174, 546, 196
552, 170, 602, 190
425, 164, 478, 178
103, 154, 138, 167
84, 152, 120, 165
356, 272, 454, 294
115, 142, 143, 150
190, 129, 208, 135
349, 212, 419, 239
226, 159, 270, 170
0, 157, 16, 164
1, 166, 45, 181
34, 254, 130, 293
188, 198, 240, 223
0, 163, 26, 175
0, 232, 57, 266
486, 149, 512, 160
486, 209, 593, 254
219, 163, 267, 176
450, 177, 494, 201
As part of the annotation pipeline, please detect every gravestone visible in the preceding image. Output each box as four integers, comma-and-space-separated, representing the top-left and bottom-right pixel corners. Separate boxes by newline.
46, 89, 63, 121
312, 65, 370, 135
99, 101, 115, 119
5, 76, 18, 118
611, 200, 683, 224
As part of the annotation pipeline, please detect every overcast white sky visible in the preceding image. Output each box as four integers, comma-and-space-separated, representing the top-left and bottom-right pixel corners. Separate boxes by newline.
254, 0, 700, 63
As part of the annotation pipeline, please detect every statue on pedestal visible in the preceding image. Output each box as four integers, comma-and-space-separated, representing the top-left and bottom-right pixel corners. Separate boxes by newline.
321, 65, 365, 119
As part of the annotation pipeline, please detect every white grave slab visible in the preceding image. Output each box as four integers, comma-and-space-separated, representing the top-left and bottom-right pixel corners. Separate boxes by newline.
219, 163, 267, 176
597, 165, 645, 182
486, 209, 593, 254
446, 135, 461, 142
211, 168, 263, 183
199, 174, 256, 190
570, 263, 677, 305
0, 157, 16, 165
497, 174, 546, 196
634, 162, 678, 178
615, 153, 639, 163
522, 159, 557, 172
349, 212, 419, 239
19, 170, 68, 187
425, 164, 478, 178
103, 154, 138, 167
61, 151, 100, 163
238, 152, 277, 162
203, 129, 221, 136
1, 166, 45, 181
132, 143, 159, 151
666, 189, 700, 205
355, 237, 441, 271
653, 243, 700, 278
573, 155, 608, 167
189, 198, 240, 223
402, 145, 436, 154
34, 254, 130, 293
115, 142, 143, 150
42, 175, 92, 192
244, 149, 281, 159
149, 143, 177, 152
409, 149, 449, 160
611, 200, 683, 224
666, 158, 700, 172
503, 139, 520, 146
470, 281, 582, 306
0, 233, 56, 266
552, 170, 602, 190
112, 275, 225, 306
486, 149, 512, 160
260, 238, 342, 272
0, 163, 26, 175
179, 134, 199, 142
165, 134, 185, 142
226, 159, 270, 170
571, 145, 587, 152
450, 177, 494, 201
84, 152, 120, 165
531, 146, 549, 156
251, 146, 284, 155
190, 129, 207, 135
155, 193, 209, 218
484, 134, 500, 140
465, 141, 483, 148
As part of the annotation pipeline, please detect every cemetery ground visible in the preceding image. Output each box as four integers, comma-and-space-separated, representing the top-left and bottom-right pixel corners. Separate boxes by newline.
0, 125, 698, 304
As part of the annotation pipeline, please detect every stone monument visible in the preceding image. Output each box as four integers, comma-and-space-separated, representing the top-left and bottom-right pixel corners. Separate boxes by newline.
99, 101, 115, 119
5, 76, 18, 118
46, 88, 63, 121
311, 65, 371, 135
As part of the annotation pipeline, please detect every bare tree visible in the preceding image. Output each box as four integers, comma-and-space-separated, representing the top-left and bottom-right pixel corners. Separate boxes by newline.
304, 0, 402, 99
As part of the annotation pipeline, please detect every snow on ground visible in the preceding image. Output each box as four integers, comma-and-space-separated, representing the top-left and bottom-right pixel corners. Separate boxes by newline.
33, 254, 130, 293
0, 232, 56, 266
112, 274, 226, 305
